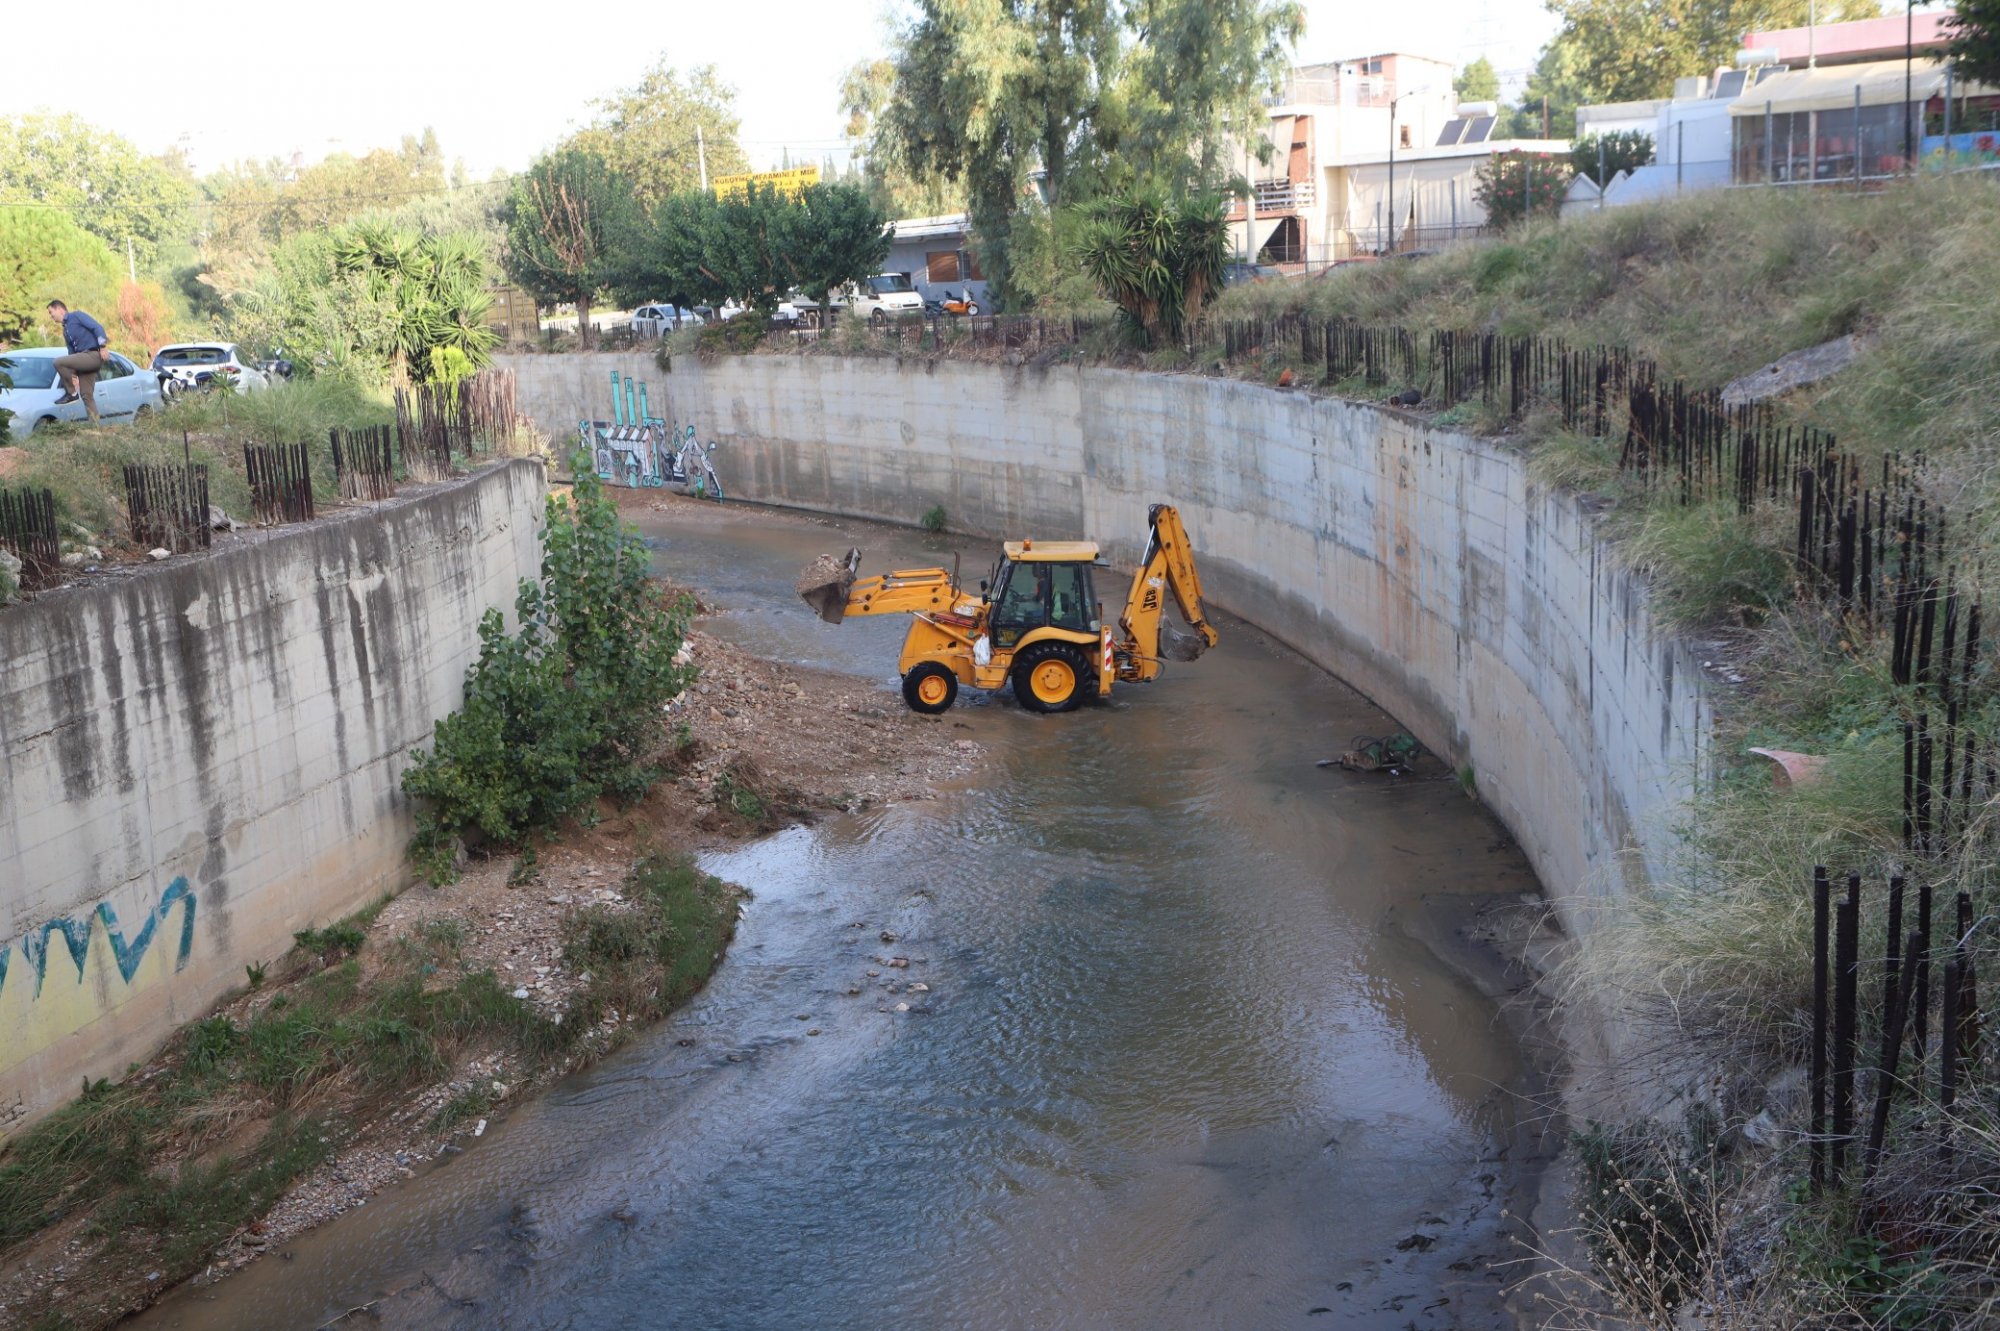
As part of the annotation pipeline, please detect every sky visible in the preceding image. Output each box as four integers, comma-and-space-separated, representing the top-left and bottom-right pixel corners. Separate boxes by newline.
2, 0, 1559, 181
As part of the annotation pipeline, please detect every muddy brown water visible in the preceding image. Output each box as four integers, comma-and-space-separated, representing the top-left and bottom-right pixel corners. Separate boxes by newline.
132, 502, 1551, 1331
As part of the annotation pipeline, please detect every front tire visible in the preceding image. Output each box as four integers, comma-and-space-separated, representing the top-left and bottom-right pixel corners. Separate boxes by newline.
1012, 643, 1090, 713
902, 661, 958, 714
870, 309, 887, 329
967, 302, 981, 316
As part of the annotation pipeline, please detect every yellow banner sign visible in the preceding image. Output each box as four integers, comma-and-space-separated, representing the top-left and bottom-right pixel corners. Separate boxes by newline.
712, 165, 821, 202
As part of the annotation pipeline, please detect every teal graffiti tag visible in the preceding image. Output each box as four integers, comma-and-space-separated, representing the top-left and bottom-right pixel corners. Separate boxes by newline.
4, 878, 197, 1000
21, 918, 95, 997
99, 879, 197, 984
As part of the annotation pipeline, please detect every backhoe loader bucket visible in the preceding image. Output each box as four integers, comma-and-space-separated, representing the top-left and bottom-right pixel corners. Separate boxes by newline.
797, 548, 862, 624
1159, 622, 1209, 663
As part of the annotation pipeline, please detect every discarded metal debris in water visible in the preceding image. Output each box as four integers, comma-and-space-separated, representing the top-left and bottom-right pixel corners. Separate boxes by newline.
1317, 732, 1423, 774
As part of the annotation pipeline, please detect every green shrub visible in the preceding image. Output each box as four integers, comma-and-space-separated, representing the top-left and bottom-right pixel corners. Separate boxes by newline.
292, 922, 366, 963
402, 463, 695, 882
920, 504, 947, 533
697, 314, 768, 355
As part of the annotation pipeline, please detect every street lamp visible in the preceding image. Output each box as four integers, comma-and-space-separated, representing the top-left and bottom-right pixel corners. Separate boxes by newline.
1385, 87, 1426, 255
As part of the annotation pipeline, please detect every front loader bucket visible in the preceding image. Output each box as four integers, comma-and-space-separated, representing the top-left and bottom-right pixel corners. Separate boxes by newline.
797, 548, 862, 624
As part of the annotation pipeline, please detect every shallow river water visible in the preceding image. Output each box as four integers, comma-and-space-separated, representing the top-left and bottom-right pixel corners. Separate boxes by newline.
135, 503, 1549, 1331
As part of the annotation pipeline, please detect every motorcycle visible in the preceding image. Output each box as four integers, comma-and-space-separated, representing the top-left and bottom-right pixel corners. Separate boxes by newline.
941, 288, 981, 317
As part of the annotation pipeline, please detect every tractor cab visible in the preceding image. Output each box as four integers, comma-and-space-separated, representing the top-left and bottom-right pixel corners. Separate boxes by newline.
984, 540, 1100, 649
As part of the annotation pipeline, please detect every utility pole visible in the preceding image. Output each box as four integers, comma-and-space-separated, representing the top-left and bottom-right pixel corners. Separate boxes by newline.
1542, 95, 1550, 139
697, 125, 709, 191
1244, 137, 1257, 263
125, 237, 136, 283
1904, 0, 1915, 172
1386, 102, 1396, 255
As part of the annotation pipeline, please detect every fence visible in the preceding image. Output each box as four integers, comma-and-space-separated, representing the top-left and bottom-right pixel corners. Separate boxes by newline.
1808, 869, 1985, 1196
122, 463, 210, 554
330, 424, 397, 501
0, 486, 60, 591
243, 443, 315, 526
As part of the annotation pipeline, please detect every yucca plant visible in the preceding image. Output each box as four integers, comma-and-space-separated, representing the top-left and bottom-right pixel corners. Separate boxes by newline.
1072, 189, 1227, 348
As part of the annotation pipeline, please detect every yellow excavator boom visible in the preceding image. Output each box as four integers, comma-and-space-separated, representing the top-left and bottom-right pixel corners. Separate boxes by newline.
1116, 504, 1217, 682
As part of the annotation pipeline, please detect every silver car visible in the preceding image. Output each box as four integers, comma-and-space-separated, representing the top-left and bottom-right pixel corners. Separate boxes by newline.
1, 347, 168, 440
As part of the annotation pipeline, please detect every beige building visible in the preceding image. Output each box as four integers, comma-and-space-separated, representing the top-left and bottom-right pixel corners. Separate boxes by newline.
1230, 52, 1569, 265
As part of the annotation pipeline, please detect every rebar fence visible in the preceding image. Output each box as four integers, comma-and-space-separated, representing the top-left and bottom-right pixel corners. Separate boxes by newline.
0, 486, 61, 591
393, 370, 511, 483
122, 463, 210, 554
1808, 868, 1985, 1196
463, 368, 520, 449
330, 425, 397, 501
243, 442, 315, 526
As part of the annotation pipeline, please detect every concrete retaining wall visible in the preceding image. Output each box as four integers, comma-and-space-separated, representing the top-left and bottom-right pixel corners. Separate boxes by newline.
506, 352, 1708, 938
0, 460, 545, 1131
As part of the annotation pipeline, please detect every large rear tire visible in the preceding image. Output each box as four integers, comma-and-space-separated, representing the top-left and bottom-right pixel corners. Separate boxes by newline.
1011, 643, 1090, 714
902, 661, 958, 714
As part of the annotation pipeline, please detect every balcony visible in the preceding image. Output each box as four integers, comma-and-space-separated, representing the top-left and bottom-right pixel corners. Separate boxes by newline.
1251, 178, 1315, 211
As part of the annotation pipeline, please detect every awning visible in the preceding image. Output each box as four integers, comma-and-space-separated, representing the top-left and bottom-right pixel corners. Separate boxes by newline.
1728, 57, 1948, 116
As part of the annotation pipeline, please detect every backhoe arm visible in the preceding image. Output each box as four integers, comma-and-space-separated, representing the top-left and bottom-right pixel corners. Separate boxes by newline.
1116, 504, 1217, 680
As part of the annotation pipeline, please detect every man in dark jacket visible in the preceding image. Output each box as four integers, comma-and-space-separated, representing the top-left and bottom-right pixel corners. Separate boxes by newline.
47, 300, 110, 423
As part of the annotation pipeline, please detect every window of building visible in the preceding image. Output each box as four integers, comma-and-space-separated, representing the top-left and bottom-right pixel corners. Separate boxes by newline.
1399, 125, 1413, 149
926, 251, 961, 282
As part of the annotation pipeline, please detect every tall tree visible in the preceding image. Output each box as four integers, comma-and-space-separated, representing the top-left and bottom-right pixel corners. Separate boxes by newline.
1504, 37, 1597, 138
886, 0, 1122, 306
502, 149, 640, 348
838, 57, 966, 218
772, 183, 893, 324
1116, 0, 1305, 187
567, 61, 750, 210
0, 114, 196, 265
1945, 0, 2000, 86
0, 206, 120, 345
1543, 0, 1884, 105
1454, 56, 1502, 104
883, 0, 1299, 308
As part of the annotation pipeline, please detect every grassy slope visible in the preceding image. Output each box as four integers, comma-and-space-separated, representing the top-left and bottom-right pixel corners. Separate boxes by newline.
0, 854, 735, 1331
3, 379, 391, 545
1217, 179, 2000, 1327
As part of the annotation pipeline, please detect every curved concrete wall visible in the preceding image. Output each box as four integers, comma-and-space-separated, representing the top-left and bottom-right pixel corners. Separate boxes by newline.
504, 352, 1709, 931
0, 460, 544, 1131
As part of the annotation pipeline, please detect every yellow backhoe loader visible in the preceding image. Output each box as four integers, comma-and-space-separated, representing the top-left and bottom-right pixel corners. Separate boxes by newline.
798, 503, 1218, 714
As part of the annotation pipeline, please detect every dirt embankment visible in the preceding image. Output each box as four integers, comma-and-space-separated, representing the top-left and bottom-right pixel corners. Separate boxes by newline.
0, 600, 976, 1331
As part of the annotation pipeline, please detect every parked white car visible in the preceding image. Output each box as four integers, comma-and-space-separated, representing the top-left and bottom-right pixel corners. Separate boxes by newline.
151, 342, 270, 393
1, 347, 167, 440
631, 304, 702, 337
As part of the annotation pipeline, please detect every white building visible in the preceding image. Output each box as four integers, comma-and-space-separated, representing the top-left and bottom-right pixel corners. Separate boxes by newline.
1229, 52, 1570, 264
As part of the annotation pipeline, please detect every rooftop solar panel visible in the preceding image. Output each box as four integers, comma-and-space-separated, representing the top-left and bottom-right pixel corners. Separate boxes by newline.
1436, 119, 1468, 146
1713, 69, 1747, 98
1464, 116, 1495, 143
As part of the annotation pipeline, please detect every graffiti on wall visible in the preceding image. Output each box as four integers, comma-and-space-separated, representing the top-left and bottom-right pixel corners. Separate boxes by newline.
0, 877, 197, 1003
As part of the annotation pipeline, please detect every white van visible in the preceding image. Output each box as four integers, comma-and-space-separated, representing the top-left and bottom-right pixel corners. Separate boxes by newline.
822, 273, 926, 326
